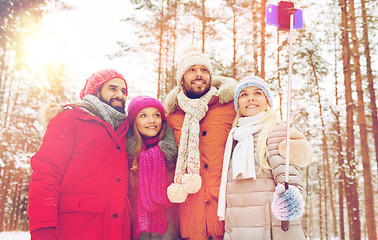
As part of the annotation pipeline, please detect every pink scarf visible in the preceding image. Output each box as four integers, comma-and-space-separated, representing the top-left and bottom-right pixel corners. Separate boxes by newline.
132, 137, 171, 239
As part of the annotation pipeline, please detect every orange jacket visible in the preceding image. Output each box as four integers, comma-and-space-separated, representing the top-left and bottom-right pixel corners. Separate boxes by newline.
165, 76, 236, 240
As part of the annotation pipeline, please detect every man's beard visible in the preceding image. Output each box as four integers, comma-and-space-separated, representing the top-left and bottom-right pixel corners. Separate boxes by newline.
99, 95, 125, 114
182, 79, 211, 99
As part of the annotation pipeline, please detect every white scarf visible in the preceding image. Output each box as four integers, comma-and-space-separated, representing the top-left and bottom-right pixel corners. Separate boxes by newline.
174, 87, 218, 183
218, 111, 265, 220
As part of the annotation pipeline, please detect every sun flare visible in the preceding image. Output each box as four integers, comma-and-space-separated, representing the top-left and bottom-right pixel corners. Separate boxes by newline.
23, 25, 65, 73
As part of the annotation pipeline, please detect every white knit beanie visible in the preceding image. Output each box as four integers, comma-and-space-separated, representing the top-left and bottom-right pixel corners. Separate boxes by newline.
176, 46, 213, 85
234, 76, 274, 111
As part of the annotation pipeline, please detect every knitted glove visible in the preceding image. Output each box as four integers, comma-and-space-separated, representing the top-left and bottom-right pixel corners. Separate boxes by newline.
31, 227, 62, 240
271, 183, 304, 221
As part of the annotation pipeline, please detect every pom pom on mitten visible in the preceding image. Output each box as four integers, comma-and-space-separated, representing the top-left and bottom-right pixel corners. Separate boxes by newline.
182, 173, 202, 194
272, 184, 304, 221
167, 183, 188, 203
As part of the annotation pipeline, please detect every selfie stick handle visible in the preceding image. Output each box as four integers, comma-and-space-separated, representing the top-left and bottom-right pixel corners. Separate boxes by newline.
281, 12, 294, 232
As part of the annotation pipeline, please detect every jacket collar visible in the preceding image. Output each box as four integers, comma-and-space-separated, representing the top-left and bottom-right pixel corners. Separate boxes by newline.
164, 76, 236, 114
39, 102, 129, 140
126, 123, 178, 168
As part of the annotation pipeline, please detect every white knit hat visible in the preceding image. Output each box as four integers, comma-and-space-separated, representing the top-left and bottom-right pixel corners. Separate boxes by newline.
234, 76, 274, 111
176, 46, 213, 85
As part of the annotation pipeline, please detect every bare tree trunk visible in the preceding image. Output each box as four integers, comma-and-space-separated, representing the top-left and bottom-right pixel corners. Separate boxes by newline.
308, 49, 337, 237
333, 33, 345, 240
0, 166, 12, 231
348, 1, 377, 239
322, 155, 329, 240
339, 0, 361, 238
170, 0, 178, 91
251, 0, 259, 76
260, 0, 266, 79
318, 165, 324, 240
308, 188, 314, 240
201, 0, 206, 53
333, 108, 346, 240
8, 179, 19, 230
0, 46, 10, 108
13, 177, 23, 230
157, 0, 165, 99
232, 3, 237, 79
360, 0, 378, 175
164, 33, 169, 97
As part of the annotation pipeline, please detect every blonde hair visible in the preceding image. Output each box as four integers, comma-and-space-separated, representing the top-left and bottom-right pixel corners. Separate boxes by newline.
130, 121, 167, 171
232, 106, 280, 172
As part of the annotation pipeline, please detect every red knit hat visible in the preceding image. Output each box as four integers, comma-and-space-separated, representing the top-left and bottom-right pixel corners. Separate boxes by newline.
79, 69, 127, 100
127, 96, 166, 123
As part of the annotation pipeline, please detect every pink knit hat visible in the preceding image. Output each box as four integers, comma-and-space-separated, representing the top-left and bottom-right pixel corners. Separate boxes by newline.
79, 69, 128, 100
127, 96, 166, 123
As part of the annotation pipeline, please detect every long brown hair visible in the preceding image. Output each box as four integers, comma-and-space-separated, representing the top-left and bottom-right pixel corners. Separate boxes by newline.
130, 121, 167, 171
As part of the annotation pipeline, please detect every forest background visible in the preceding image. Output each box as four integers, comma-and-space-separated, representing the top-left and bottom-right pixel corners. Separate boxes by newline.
0, 0, 377, 239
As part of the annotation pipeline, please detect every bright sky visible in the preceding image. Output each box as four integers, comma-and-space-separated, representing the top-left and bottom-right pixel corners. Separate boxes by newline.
26, 0, 157, 99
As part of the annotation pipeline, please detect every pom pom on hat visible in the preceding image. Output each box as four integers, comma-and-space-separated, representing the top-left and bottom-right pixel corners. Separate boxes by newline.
234, 76, 274, 111
176, 45, 213, 85
80, 69, 127, 100
127, 96, 166, 123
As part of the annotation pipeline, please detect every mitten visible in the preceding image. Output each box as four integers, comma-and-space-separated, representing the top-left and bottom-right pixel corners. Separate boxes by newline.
268, 124, 313, 167
31, 227, 62, 240
271, 183, 304, 221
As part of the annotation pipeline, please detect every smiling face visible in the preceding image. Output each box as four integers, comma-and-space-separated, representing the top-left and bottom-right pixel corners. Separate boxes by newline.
97, 78, 127, 113
181, 65, 211, 99
134, 107, 163, 138
238, 86, 269, 117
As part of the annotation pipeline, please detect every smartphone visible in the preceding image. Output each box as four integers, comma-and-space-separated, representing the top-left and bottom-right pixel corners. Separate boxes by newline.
266, 4, 303, 30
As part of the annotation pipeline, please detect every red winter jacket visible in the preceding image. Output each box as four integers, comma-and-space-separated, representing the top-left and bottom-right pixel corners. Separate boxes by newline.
28, 105, 131, 240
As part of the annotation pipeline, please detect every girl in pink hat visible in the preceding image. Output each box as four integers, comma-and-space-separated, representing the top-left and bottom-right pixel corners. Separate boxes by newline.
126, 96, 179, 240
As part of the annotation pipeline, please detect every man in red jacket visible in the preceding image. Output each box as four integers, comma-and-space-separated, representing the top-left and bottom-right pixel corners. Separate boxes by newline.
28, 69, 131, 240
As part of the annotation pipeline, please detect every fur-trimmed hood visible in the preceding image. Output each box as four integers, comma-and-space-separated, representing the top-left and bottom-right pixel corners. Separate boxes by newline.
39, 102, 66, 127
38, 101, 100, 127
126, 123, 178, 169
164, 75, 237, 114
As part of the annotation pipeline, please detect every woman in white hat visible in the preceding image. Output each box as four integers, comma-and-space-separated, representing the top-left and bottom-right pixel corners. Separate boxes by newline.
218, 76, 312, 240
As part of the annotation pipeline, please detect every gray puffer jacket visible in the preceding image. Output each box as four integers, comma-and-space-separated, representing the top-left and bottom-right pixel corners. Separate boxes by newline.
224, 128, 307, 240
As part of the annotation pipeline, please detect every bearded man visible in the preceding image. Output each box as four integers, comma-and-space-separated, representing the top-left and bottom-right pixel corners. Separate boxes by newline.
28, 69, 131, 240
164, 47, 237, 240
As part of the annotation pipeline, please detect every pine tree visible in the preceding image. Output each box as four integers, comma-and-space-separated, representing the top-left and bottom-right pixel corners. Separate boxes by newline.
339, 0, 361, 238
348, 0, 376, 238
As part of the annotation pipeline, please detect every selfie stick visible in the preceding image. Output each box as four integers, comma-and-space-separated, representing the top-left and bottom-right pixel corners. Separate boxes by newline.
281, 11, 295, 232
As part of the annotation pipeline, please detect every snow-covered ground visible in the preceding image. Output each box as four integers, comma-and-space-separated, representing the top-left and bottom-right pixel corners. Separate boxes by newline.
0, 232, 30, 240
